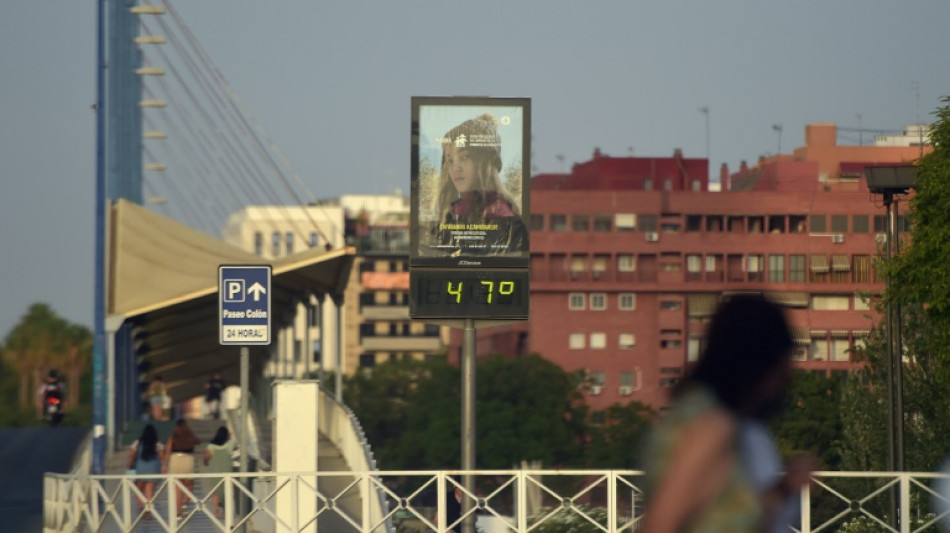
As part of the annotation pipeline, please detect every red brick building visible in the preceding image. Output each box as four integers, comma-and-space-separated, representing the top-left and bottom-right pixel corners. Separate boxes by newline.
450, 123, 927, 413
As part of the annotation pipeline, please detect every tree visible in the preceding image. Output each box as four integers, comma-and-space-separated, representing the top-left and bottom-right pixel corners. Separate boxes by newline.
585, 401, 655, 469
1, 303, 92, 423
865, 96, 950, 472
346, 354, 590, 471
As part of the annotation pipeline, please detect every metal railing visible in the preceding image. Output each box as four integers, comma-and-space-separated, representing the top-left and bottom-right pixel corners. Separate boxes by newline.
43, 470, 950, 533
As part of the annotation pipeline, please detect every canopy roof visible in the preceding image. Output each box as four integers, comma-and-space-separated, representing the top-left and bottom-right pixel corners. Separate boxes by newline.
109, 200, 355, 400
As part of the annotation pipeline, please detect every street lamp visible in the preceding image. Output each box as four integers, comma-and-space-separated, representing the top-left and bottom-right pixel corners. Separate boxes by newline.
865, 164, 917, 527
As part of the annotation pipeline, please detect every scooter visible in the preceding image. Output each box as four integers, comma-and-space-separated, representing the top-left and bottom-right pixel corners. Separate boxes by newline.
44, 395, 63, 426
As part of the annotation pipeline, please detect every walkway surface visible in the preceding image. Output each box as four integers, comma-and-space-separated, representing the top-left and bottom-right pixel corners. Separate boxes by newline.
0, 426, 89, 532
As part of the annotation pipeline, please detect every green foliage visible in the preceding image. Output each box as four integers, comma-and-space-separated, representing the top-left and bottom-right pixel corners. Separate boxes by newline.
585, 401, 655, 468
839, 96, 950, 473
346, 354, 654, 472
0, 303, 93, 426
527, 505, 617, 533
770, 370, 845, 470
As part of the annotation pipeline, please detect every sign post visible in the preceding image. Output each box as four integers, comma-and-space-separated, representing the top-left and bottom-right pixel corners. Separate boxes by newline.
219, 264, 271, 522
410, 97, 531, 533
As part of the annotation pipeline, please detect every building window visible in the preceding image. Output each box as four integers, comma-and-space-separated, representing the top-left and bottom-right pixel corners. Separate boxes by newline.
810, 215, 827, 233
618, 255, 636, 272
873, 215, 887, 233
692, 180, 702, 191
854, 294, 871, 311
271, 232, 281, 257
644, 179, 653, 191
789, 254, 806, 283
747, 254, 764, 281
592, 256, 608, 279
309, 232, 319, 247
812, 295, 850, 310
618, 293, 636, 310
359, 354, 376, 368
569, 333, 586, 350
569, 293, 586, 311
830, 337, 851, 362
660, 339, 682, 349
853, 255, 871, 283
639, 215, 658, 232
550, 214, 567, 231
688, 337, 701, 362
590, 293, 607, 310
768, 255, 785, 282
530, 214, 544, 231
810, 255, 830, 283
686, 254, 702, 276
706, 255, 718, 272
852, 215, 869, 233
831, 215, 848, 233
590, 333, 607, 349
615, 214, 636, 232
285, 232, 294, 255
660, 300, 682, 311
572, 215, 590, 231
254, 232, 263, 256
593, 216, 612, 232
811, 334, 829, 361
570, 255, 587, 278
619, 333, 636, 349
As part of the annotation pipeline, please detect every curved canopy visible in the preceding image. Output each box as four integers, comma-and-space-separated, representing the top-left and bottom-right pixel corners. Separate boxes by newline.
109, 200, 354, 400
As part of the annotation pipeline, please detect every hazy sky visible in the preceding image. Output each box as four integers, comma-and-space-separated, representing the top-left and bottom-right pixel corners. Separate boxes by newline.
2, 0, 948, 337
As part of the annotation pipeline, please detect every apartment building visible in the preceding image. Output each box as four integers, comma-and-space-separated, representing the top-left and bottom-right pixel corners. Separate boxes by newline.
450, 122, 929, 413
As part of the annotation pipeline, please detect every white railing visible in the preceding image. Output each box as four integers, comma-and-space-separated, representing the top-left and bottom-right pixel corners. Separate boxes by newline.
43, 470, 950, 533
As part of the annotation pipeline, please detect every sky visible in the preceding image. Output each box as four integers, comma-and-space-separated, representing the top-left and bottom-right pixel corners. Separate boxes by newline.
1, 0, 949, 338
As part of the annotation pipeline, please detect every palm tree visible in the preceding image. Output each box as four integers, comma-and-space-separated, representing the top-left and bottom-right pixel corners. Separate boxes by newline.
61, 324, 92, 407
1, 304, 68, 409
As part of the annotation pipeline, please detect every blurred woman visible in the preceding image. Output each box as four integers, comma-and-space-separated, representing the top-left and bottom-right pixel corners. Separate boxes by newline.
203, 426, 236, 519
128, 424, 165, 520
165, 419, 201, 513
641, 294, 813, 533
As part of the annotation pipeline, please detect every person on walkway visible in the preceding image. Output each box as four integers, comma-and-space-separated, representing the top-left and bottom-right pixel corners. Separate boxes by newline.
147, 376, 168, 421
165, 418, 201, 513
204, 373, 226, 420
203, 426, 236, 519
128, 424, 165, 520
641, 294, 813, 533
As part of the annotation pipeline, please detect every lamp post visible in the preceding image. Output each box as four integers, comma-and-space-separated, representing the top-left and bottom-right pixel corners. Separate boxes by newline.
865, 165, 916, 528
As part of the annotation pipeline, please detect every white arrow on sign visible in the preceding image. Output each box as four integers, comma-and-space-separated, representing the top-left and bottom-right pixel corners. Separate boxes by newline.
247, 282, 267, 301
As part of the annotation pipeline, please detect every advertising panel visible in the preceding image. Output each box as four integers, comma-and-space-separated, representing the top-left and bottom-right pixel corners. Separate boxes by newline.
410, 97, 531, 269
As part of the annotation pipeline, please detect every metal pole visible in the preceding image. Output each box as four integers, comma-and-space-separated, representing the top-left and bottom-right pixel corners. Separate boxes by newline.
240, 346, 249, 473
92, 0, 107, 476
335, 298, 343, 402
884, 192, 900, 528
239, 346, 249, 524
891, 199, 904, 472
461, 319, 477, 533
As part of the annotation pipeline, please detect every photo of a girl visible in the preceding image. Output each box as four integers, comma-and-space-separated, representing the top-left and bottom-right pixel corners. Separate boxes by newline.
414, 102, 529, 263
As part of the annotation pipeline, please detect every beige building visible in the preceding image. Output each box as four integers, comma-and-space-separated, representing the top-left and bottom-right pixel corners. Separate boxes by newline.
224, 194, 450, 379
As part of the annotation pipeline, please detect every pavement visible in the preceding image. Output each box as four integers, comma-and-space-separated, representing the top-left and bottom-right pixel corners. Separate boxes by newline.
0, 426, 89, 533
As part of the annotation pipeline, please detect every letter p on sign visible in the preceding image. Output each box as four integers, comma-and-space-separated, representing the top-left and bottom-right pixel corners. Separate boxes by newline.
225, 280, 245, 302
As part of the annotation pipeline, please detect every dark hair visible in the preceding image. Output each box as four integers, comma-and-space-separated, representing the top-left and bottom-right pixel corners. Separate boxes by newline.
682, 294, 793, 413
139, 424, 159, 461
211, 427, 230, 446
171, 418, 200, 450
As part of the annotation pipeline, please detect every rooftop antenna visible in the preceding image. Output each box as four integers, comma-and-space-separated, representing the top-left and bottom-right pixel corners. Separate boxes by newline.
772, 123, 783, 155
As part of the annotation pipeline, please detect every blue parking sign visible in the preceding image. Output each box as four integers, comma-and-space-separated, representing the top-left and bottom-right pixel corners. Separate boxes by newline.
219, 265, 271, 345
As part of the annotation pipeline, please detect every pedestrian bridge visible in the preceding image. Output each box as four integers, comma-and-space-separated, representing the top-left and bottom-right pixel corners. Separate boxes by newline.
44, 467, 950, 532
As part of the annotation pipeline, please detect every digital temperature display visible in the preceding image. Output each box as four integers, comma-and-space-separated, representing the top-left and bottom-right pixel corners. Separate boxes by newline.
410, 269, 529, 320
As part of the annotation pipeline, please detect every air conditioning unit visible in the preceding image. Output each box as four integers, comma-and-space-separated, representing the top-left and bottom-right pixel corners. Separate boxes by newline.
831, 234, 845, 244
875, 233, 887, 244
619, 386, 633, 396
645, 232, 659, 242
589, 385, 602, 396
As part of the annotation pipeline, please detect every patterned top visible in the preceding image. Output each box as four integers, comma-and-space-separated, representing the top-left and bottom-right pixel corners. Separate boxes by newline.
642, 386, 763, 533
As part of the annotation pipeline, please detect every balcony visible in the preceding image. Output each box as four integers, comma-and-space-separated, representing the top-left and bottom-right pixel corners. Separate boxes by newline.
360, 336, 442, 351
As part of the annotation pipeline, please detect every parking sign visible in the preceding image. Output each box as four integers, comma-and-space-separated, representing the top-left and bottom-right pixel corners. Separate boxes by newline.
219, 265, 271, 345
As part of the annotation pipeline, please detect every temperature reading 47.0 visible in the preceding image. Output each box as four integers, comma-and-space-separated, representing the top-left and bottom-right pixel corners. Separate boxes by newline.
410, 269, 530, 319
447, 280, 515, 304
